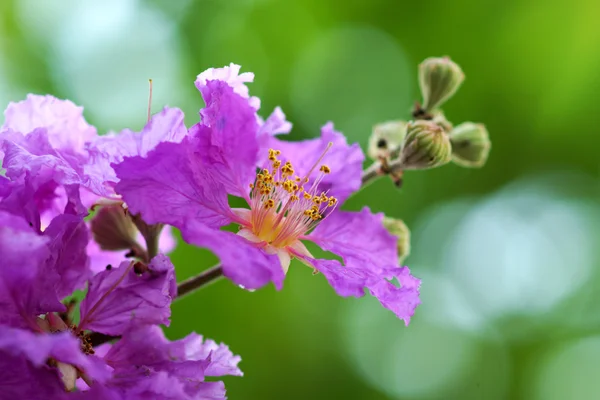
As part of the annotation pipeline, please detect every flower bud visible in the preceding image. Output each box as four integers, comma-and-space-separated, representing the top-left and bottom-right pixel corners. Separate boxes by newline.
449, 122, 491, 168
367, 120, 407, 160
419, 57, 464, 111
399, 120, 452, 170
431, 110, 453, 133
90, 203, 138, 251
383, 217, 411, 263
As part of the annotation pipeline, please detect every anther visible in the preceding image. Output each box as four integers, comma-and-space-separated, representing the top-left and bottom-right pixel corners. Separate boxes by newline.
319, 165, 331, 174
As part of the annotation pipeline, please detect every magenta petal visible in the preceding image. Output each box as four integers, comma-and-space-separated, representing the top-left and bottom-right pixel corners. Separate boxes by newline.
181, 220, 284, 290
86, 107, 187, 186
43, 214, 91, 298
310, 259, 421, 325
1, 129, 83, 186
79, 255, 176, 335
265, 122, 364, 202
0, 326, 110, 383
0, 212, 63, 326
2, 94, 97, 153
113, 137, 234, 230
258, 107, 292, 137
308, 207, 398, 276
195, 63, 261, 111
368, 267, 422, 325
178, 333, 242, 377
0, 353, 69, 399
193, 79, 261, 197
103, 325, 239, 400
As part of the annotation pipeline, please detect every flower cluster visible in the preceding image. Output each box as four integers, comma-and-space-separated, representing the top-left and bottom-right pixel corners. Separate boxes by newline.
0, 62, 430, 397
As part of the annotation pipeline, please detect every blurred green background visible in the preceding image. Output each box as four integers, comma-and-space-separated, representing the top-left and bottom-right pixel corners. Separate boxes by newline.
2, 0, 600, 398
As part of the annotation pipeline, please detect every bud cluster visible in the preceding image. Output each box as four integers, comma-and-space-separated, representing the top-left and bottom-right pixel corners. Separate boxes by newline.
368, 56, 491, 181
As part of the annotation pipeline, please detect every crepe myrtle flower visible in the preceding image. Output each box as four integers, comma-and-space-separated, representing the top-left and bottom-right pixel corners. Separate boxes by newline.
114, 67, 421, 323
0, 208, 240, 398
0, 94, 179, 270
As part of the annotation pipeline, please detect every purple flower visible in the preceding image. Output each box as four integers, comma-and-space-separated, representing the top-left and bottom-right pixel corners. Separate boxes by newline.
0, 94, 179, 275
0, 208, 176, 392
2, 94, 97, 153
195, 63, 292, 140
78, 255, 176, 335
89, 325, 242, 399
114, 67, 421, 323
85, 107, 187, 189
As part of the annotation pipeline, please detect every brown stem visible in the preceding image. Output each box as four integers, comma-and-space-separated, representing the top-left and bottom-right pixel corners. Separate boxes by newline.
361, 159, 404, 188
177, 265, 224, 297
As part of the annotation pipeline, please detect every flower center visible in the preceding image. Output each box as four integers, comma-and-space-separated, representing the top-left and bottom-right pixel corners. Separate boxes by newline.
246, 145, 337, 248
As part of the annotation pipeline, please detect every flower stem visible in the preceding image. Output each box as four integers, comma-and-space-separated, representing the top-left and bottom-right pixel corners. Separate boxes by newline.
361, 159, 404, 188
177, 264, 224, 297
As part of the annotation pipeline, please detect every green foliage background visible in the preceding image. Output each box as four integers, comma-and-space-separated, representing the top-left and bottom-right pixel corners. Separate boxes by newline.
1, 0, 599, 398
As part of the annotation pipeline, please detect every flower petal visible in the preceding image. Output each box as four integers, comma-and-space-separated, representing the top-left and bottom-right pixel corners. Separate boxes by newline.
2, 94, 97, 153
258, 106, 292, 137
265, 122, 363, 202
179, 333, 242, 377
103, 325, 238, 400
0, 211, 62, 327
308, 259, 421, 325
86, 107, 187, 186
79, 255, 176, 335
192, 79, 261, 197
43, 214, 91, 298
367, 266, 421, 325
181, 220, 284, 290
0, 326, 110, 383
113, 137, 234, 230
307, 207, 398, 276
0, 353, 69, 399
195, 63, 260, 111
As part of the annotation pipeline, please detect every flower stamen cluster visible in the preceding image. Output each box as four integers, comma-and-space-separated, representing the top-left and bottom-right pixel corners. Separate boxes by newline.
248, 147, 338, 248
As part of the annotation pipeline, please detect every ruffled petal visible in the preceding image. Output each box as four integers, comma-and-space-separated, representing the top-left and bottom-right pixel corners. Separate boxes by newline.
265, 122, 364, 202
179, 333, 242, 377
367, 266, 421, 325
0, 211, 62, 327
195, 63, 260, 111
43, 214, 91, 298
0, 353, 69, 399
0, 326, 110, 383
1, 129, 83, 186
308, 259, 421, 325
79, 255, 176, 335
113, 137, 235, 230
86, 107, 187, 186
1, 128, 112, 200
193, 79, 261, 197
258, 106, 292, 137
307, 207, 398, 276
103, 325, 239, 400
2, 94, 97, 152
181, 220, 284, 290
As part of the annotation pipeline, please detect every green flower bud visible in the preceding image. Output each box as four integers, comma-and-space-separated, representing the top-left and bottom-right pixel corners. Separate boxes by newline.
419, 57, 465, 111
449, 122, 491, 168
431, 109, 453, 133
399, 120, 452, 170
90, 203, 138, 250
383, 217, 411, 263
367, 120, 407, 160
